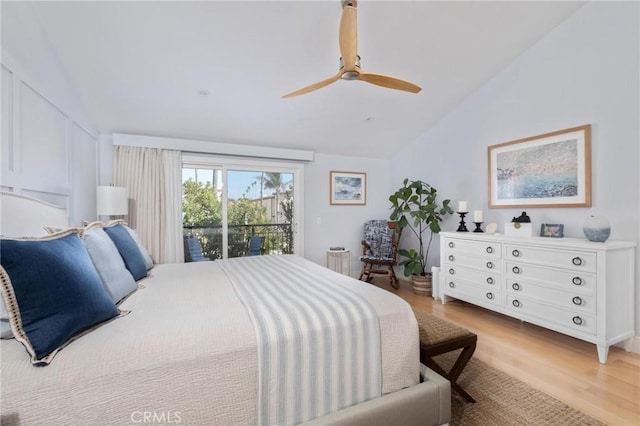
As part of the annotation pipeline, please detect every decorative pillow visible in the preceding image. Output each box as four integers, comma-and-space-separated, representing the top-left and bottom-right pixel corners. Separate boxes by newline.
0, 297, 11, 338
84, 220, 154, 270
83, 223, 138, 304
123, 226, 154, 270
1, 318, 12, 339
103, 224, 148, 281
0, 231, 119, 364
43, 226, 63, 234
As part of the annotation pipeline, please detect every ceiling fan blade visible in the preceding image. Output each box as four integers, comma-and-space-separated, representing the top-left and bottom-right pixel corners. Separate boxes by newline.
359, 71, 422, 93
339, 2, 358, 71
282, 73, 342, 99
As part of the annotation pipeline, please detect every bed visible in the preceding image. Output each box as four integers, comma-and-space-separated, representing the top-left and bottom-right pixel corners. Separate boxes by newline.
0, 191, 450, 426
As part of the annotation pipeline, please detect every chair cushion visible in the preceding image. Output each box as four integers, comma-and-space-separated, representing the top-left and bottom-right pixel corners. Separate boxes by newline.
363, 220, 394, 258
359, 255, 395, 263
186, 237, 209, 261
413, 309, 473, 346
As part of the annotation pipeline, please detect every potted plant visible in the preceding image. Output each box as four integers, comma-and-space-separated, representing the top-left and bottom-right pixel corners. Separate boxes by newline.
389, 179, 454, 295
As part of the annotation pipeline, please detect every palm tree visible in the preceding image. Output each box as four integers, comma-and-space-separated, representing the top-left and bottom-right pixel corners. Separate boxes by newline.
263, 172, 285, 193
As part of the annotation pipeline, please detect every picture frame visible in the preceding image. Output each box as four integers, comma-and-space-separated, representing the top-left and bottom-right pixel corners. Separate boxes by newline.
330, 171, 366, 205
488, 124, 591, 208
540, 223, 564, 238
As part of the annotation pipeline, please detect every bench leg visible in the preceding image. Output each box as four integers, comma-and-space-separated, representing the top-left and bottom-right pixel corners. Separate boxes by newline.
421, 335, 477, 403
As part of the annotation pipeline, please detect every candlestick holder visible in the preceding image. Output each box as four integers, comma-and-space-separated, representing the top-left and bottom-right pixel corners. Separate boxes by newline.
473, 222, 484, 233
456, 212, 469, 232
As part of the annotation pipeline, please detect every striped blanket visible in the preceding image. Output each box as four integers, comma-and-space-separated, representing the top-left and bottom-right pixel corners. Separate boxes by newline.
218, 255, 382, 425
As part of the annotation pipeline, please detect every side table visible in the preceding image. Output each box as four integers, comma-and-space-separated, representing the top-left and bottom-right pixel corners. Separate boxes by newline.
326, 249, 351, 276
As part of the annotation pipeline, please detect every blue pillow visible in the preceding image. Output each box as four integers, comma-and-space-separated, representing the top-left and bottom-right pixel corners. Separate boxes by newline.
0, 231, 119, 364
124, 225, 154, 270
103, 224, 148, 281
83, 224, 138, 303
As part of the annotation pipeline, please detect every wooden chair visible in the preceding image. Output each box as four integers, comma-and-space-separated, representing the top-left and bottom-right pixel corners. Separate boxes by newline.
413, 308, 477, 403
358, 220, 401, 289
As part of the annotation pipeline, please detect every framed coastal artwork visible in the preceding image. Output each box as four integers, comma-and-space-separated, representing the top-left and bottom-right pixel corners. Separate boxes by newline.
488, 124, 592, 208
330, 171, 366, 205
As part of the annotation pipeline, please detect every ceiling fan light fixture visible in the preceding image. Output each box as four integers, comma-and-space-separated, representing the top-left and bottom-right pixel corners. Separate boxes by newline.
282, 0, 421, 99
339, 55, 361, 80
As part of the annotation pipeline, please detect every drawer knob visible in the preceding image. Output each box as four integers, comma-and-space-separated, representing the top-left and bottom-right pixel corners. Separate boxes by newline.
448, 255, 455, 261
486, 261, 494, 269
448, 282, 455, 288
486, 246, 494, 254
572, 296, 583, 306
512, 266, 521, 274
572, 257, 583, 266
572, 276, 583, 286
572, 316, 584, 326
448, 242, 455, 248
512, 249, 520, 257
512, 283, 520, 291
512, 299, 521, 308
449, 268, 455, 275
486, 277, 494, 285
486, 292, 494, 300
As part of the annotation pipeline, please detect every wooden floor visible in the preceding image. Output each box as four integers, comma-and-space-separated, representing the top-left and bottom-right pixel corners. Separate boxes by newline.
369, 277, 640, 426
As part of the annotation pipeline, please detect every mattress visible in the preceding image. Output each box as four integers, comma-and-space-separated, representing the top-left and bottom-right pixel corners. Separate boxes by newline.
0, 256, 419, 425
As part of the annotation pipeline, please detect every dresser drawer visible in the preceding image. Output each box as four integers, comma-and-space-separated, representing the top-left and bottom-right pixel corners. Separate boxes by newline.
507, 295, 596, 336
445, 279, 502, 307
505, 261, 595, 292
505, 244, 596, 273
443, 264, 500, 288
444, 252, 502, 274
443, 238, 501, 258
506, 279, 595, 314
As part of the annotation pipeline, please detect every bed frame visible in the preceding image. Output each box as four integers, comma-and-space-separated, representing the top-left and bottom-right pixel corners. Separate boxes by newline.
0, 191, 451, 426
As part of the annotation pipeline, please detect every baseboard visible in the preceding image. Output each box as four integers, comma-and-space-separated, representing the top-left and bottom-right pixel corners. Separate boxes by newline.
621, 335, 640, 354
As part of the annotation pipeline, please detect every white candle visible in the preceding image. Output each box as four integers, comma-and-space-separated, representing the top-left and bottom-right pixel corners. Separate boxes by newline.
473, 210, 483, 222
458, 201, 468, 212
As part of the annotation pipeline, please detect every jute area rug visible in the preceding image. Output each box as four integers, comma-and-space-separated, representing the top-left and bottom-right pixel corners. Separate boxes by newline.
435, 351, 605, 426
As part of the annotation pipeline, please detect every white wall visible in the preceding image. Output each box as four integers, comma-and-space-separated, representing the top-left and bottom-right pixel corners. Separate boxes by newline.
305, 153, 392, 273
1, 2, 99, 225
392, 2, 640, 342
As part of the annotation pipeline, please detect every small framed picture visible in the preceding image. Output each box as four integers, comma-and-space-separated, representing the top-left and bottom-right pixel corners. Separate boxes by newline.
540, 223, 564, 238
330, 171, 366, 205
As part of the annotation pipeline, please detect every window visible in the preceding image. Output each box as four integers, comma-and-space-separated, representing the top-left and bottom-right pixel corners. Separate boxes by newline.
182, 155, 303, 261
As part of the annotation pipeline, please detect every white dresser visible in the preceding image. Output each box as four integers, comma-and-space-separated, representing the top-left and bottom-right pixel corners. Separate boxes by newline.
439, 231, 636, 363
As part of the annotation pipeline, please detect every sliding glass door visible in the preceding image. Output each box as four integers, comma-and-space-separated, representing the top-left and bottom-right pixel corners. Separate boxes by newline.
182, 155, 302, 261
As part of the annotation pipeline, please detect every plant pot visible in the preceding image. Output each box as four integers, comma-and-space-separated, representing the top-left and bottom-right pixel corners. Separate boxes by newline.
412, 274, 432, 296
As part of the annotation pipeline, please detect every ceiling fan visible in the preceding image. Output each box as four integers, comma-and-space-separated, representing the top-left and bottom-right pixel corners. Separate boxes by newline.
282, 0, 422, 99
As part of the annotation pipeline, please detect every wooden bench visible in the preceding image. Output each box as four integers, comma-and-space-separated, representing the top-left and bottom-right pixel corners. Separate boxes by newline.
413, 309, 477, 403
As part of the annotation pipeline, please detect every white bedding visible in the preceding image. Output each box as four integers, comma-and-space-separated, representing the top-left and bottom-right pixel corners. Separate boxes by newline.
1, 256, 419, 425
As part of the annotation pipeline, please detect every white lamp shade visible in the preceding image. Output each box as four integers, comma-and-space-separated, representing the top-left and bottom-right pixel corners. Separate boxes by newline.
97, 186, 128, 216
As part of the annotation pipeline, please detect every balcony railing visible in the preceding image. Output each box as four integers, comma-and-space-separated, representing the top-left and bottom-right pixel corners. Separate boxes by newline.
183, 223, 293, 261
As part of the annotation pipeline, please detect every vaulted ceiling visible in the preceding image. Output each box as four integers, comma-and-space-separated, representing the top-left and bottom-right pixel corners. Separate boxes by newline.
16, 1, 584, 158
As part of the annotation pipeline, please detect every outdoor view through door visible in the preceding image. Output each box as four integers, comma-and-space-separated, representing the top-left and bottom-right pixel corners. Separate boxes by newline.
182, 167, 294, 261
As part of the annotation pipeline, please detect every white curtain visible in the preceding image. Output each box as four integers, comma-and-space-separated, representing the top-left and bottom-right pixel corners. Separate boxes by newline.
113, 146, 184, 264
